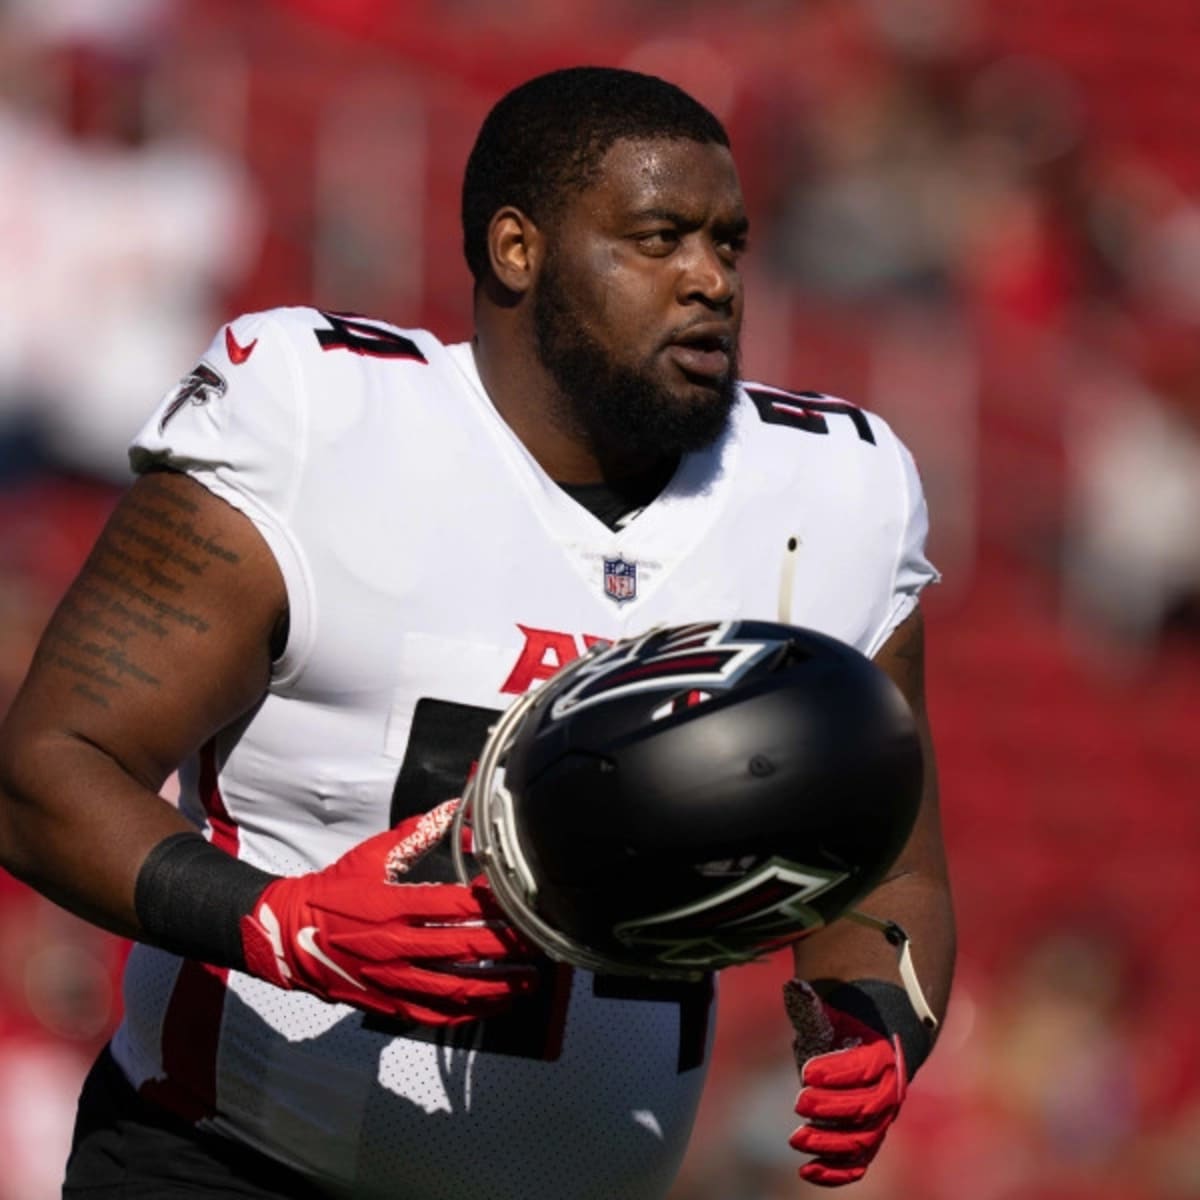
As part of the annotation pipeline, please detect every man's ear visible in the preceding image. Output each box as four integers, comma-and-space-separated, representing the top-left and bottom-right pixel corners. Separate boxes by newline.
487, 206, 543, 295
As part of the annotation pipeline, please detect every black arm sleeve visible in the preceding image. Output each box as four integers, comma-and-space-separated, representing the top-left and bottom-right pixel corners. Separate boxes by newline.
133, 832, 276, 971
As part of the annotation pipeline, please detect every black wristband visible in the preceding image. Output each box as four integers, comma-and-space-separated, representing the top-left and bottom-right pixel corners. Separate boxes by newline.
134, 832, 276, 971
822, 978, 935, 1077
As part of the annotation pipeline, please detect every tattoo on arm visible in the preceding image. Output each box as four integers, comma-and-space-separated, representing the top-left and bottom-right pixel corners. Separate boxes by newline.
40, 476, 242, 710
880, 612, 926, 716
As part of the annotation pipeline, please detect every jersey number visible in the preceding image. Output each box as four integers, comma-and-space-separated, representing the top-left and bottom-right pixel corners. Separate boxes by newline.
314, 311, 427, 361
747, 386, 875, 444
368, 697, 711, 1070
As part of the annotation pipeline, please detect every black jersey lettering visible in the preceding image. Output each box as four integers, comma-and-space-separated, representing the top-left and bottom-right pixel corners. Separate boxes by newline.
747, 386, 875, 444
315, 311, 427, 361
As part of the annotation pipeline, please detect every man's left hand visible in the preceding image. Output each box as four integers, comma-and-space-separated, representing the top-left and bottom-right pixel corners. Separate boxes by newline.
784, 979, 908, 1187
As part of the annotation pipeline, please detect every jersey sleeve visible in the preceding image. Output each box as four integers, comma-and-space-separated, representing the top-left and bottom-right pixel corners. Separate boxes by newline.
128, 309, 314, 676
866, 431, 940, 656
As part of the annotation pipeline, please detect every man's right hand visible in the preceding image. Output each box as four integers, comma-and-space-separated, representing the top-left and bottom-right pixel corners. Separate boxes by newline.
240, 800, 540, 1024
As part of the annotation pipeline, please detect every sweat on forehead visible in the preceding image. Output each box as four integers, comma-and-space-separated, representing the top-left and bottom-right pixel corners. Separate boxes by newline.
461, 65, 731, 281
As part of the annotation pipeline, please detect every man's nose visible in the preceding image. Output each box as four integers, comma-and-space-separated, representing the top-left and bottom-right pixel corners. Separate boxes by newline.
679, 238, 738, 307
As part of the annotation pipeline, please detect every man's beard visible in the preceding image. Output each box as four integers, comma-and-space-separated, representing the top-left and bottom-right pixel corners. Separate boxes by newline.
533, 262, 739, 465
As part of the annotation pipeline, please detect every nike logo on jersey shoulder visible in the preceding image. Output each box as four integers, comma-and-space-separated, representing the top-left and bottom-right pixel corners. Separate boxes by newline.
296, 925, 366, 991
225, 325, 258, 364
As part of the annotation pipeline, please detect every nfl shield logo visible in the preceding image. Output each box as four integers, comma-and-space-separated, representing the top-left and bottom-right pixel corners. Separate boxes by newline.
603, 557, 637, 603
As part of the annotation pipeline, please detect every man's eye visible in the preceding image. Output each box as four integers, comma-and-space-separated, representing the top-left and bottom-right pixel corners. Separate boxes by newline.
718, 235, 748, 260
638, 230, 678, 253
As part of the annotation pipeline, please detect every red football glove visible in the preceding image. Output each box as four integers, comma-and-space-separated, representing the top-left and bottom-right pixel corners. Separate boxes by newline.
784, 979, 908, 1187
239, 800, 539, 1025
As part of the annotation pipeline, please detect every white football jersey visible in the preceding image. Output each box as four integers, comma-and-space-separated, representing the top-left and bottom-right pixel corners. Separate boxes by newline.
113, 306, 938, 1199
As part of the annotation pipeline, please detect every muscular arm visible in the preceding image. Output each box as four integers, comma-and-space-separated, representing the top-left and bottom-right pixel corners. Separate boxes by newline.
790, 606, 956, 1030
0, 469, 286, 940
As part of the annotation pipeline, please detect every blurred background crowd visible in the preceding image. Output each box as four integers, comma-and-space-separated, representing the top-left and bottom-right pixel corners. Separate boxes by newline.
0, 0, 1197, 1196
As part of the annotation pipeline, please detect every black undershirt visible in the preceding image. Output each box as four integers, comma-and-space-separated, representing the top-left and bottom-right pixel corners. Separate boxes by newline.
556, 458, 678, 530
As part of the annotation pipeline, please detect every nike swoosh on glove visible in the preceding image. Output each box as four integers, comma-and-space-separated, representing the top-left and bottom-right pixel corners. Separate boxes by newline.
240, 800, 539, 1024
784, 979, 908, 1187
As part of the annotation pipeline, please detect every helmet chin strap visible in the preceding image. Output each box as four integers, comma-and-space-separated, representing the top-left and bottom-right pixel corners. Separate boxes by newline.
777, 533, 801, 621
843, 910, 940, 1031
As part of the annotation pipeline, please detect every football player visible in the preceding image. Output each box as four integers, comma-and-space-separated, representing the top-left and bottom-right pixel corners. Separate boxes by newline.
0, 66, 954, 1198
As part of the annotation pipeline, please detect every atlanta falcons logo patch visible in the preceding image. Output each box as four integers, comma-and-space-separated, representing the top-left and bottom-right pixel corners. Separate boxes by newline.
159, 362, 227, 433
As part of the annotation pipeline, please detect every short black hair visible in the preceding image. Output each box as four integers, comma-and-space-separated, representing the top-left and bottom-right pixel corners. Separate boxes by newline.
461, 65, 731, 282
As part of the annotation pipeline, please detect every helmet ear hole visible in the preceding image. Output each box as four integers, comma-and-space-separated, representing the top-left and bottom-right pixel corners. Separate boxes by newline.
773, 639, 815, 669
472, 620, 923, 980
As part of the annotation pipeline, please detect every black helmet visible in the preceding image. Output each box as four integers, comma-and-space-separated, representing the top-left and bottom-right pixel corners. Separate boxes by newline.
455, 620, 922, 980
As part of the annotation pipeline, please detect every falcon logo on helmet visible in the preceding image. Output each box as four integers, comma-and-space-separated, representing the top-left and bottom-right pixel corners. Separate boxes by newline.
549, 621, 775, 720
614, 856, 850, 968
